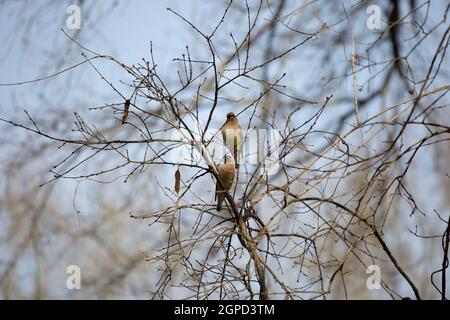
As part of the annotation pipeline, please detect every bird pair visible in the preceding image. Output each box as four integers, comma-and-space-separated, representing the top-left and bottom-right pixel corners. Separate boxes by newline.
215, 112, 243, 211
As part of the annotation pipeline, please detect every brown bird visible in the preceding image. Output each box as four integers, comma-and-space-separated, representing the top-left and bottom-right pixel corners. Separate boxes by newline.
215, 155, 236, 211
221, 112, 243, 169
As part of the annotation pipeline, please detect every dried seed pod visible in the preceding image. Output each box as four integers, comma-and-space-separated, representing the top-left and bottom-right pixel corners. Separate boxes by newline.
174, 168, 181, 194
121, 99, 130, 125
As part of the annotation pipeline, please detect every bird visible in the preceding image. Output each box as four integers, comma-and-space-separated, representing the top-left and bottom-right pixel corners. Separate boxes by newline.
221, 112, 243, 169
215, 155, 236, 211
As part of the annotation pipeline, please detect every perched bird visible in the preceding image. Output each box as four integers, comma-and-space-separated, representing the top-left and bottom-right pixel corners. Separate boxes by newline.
215, 155, 236, 211
221, 112, 243, 169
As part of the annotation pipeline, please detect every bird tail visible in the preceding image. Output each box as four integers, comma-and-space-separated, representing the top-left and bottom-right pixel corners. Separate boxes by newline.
216, 198, 222, 211
217, 193, 225, 211
233, 138, 239, 169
